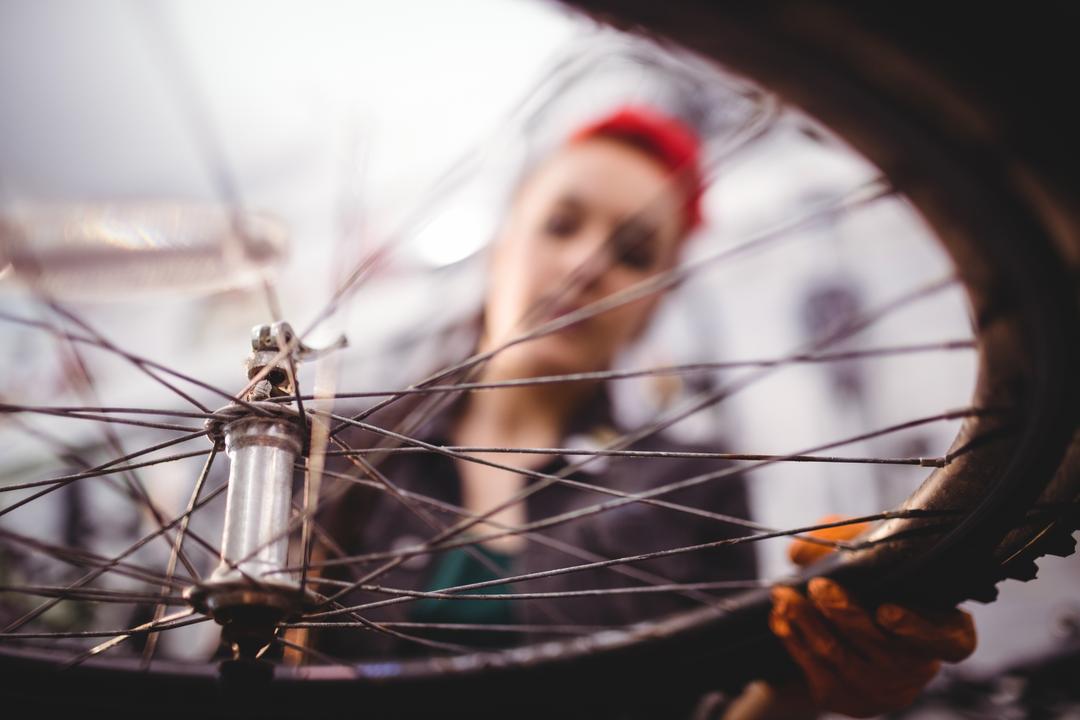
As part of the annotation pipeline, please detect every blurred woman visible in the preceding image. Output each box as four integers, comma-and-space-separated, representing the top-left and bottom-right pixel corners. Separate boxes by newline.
317, 106, 975, 719
322, 104, 754, 644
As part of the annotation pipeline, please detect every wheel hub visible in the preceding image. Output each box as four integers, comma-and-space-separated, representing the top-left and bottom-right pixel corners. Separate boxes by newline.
182, 322, 333, 661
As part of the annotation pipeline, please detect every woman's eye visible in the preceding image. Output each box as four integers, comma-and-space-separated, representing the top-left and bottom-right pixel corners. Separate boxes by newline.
612, 222, 657, 270
543, 208, 582, 238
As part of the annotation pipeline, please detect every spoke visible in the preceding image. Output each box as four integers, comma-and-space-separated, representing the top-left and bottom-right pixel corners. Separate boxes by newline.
0, 403, 205, 432
326, 446, 948, 468
294, 340, 975, 402
1, 483, 226, 633
0, 614, 208, 642
0, 404, 217, 419
0, 585, 187, 604
0, 429, 208, 518
0, 448, 213, 494
64, 608, 201, 667
142, 449, 217, 667
309, 578, 767, 602
303, 511, 962, 620
286, 621, 615, 635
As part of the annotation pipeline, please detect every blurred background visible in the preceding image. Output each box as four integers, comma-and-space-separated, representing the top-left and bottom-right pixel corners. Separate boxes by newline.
0, 0, 1076, 715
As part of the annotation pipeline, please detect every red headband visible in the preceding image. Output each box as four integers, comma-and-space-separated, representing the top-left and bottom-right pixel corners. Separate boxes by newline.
569, 105, 704, 230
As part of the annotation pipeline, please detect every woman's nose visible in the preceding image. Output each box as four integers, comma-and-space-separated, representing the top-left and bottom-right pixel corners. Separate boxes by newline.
556, 227, 614, 296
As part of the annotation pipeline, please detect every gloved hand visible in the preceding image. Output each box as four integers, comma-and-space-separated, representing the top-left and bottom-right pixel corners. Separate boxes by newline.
768, 516, 977, 718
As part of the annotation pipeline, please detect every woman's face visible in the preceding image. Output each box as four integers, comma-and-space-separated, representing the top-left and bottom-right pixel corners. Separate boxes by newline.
483, 136, 689, 378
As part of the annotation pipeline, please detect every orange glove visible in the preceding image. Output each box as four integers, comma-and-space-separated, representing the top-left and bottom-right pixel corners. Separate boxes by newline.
787, 513, 872, 566
769, 516, 977, 718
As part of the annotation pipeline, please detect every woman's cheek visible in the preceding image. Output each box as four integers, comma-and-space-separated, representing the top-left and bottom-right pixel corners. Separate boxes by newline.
611, 294, 659, 344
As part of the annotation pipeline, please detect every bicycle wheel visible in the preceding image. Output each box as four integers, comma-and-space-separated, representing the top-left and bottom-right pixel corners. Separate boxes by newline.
1, 2, 1078, 718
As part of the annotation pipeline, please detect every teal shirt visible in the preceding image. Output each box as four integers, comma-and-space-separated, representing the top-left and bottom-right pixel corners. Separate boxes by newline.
408, 541, 515, 645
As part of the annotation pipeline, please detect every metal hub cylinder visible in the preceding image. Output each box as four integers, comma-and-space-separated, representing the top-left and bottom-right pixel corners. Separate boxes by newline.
212, 411, 301, 590
186, 403, 307, 654
183, 321, 343, 661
